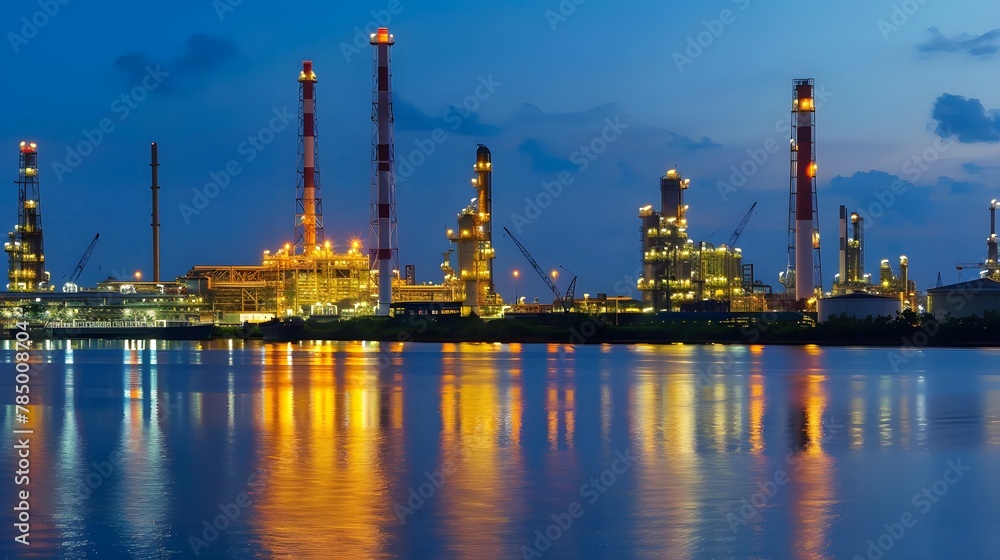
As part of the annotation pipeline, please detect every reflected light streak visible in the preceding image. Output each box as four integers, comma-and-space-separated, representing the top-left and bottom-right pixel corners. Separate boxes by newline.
792, 374, 835, 560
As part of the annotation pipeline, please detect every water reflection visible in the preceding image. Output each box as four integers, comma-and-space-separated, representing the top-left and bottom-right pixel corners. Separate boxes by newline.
252, 342, 394, 558
2, 342, 999, 559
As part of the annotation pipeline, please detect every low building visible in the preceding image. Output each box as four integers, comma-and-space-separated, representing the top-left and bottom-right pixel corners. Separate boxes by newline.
927, 278, 1000, 319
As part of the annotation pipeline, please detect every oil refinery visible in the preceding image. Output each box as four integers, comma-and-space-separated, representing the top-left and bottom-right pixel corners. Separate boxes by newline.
3, 28, 1000, 331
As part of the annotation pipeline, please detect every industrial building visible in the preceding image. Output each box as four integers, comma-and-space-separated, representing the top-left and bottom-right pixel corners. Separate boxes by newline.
829, 204, 917, 309
185, 33, 503, 321
5, 142, 49, 292
928, 278, 1000, 319
636, 169, 748, 312
185, 59, 376, 321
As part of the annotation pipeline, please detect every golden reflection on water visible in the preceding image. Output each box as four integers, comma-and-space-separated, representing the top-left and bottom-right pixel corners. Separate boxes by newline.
789, 346, 835, 560
439, 343, 523, 558
630, 344, 701, 560
252, 342, 394, 559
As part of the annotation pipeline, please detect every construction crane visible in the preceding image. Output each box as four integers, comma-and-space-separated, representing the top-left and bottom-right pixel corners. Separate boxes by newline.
62, 233, 99, 293
503, 227, 577, 312
728, 202, 757, 247
955, 262, 998, 281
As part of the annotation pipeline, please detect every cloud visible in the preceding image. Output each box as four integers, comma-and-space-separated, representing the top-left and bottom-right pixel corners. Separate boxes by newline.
931, 94, 1000, 143
393, 97, 502, 137
828, 170, 991, 227
964, 162, 984, 175
174, 34, 238, 72
112, 34, 238, 94
665, 131, 719, 150
518, 138, 574, 173
918, 27, 1000, 58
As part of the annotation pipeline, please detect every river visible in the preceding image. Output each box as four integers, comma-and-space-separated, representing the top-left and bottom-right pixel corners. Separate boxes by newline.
1, 340, 997, 559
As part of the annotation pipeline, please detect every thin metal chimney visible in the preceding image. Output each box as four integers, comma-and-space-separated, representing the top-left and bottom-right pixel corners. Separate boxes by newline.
151, 142, 160, 282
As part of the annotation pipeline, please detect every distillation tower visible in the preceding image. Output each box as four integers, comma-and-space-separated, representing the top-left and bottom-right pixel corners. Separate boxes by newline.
5, 142, 48, 291
833, 205, 868, 293
447, 145, 497, 312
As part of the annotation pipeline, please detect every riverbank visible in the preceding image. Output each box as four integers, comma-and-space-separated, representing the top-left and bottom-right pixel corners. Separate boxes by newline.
286, 312, 1000, 347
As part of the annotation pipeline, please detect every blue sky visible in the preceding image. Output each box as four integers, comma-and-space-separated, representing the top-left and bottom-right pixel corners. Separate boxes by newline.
2, 0, 999, 299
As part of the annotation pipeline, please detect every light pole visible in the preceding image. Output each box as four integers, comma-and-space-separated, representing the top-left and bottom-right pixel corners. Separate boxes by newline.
513, 270, 519, 304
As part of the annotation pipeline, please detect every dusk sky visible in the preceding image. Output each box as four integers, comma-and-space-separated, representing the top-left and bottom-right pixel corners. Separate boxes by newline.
3, 0, 999, 299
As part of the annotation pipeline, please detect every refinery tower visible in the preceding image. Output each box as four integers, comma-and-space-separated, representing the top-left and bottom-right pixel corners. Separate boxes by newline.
5, 142, 48, 291
637, 169, 745, 311
447, 145, 497, 311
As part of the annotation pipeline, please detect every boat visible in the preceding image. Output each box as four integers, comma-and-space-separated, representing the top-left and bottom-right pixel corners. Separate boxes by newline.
45, 319, 215, 340
260, 316, 307, 342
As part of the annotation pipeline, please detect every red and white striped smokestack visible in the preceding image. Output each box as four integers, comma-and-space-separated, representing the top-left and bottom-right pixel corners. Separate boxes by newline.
298, 60, 318, 254
370, 27, 398, 316
793, 79, 816, 300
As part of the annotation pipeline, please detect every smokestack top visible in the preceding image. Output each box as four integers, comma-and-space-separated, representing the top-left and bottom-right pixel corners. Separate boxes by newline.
299, 60, 316, 83
370, 27, 394, 45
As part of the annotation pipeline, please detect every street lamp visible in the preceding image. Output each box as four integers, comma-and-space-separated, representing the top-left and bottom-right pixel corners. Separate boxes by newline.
513, 270, 519, 304
134, 271, 142, 282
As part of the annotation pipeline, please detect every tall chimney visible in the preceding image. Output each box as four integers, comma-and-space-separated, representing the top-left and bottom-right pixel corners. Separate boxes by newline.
151, 142, 160, 282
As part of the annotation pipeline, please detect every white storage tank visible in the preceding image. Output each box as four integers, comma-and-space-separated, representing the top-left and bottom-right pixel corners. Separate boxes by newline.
817, 293, 902, 322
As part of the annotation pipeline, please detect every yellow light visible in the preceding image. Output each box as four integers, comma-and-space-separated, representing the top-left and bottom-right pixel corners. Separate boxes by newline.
799, 97, 814, 111
513, 270, 519, 278
285, 243, 291, 250
134, 271, 142, 281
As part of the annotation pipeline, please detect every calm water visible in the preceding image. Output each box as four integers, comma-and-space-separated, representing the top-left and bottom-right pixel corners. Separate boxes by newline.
1, 340, 999, 559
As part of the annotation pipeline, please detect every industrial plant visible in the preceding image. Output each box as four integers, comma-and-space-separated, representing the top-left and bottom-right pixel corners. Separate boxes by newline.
636, 169, 756, 312
3, 26, 1000, 333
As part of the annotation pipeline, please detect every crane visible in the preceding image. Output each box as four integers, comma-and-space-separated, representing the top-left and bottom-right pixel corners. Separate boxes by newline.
62, 233, 99, 293
728, 202, 757, 247
503, 227, 577, 312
